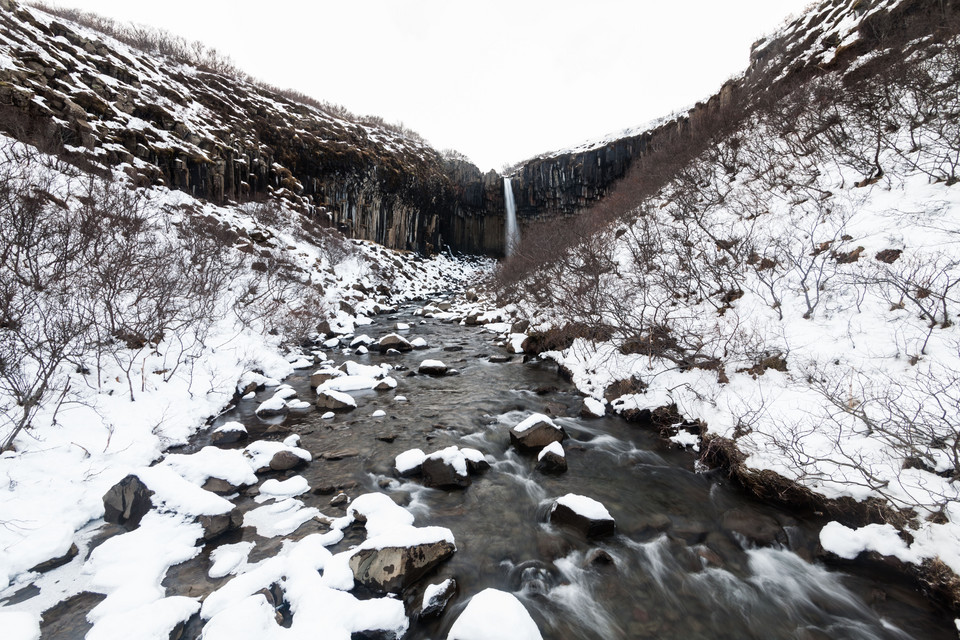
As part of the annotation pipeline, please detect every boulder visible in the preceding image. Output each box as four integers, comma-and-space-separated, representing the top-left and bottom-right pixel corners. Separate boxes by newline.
269, 449, 308, 472
509, 413, 566, 452
536, 442, 567, 475
461, 448, 490, 474
316, 389, 357, 411
198, 508, 243, 541
420, 578, 457, 617
550, 494, 615, 538
29, 543, 79, 574
310, 368, 343, 388
395, 448, 426, 477
720, 508, 786, 546
447, 588, 543, 640
348, 539, 456, 593
418, 359, 448, 376
422, 449, 470, 489
210, 422, 248, 445
102, 474, 155, 530
202, 477, 241, 495
377, 333, 413, 352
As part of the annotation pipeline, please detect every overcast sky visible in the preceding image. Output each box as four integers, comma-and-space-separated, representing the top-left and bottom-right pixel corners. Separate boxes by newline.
51, 0, 813, 172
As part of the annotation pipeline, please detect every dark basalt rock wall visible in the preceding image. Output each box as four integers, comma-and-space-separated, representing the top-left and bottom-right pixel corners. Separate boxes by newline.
0, 1, 508, 255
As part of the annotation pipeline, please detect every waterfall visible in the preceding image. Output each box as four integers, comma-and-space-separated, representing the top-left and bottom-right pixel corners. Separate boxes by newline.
504, 177, 519, 256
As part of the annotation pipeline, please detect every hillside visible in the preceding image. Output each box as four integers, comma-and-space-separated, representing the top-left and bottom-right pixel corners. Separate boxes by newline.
0, 0, 507, 254
495, 0, 960, 612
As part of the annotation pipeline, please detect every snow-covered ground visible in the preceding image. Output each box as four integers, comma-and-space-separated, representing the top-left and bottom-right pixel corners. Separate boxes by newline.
488, 30, 960, 603
0, 133, 489, 638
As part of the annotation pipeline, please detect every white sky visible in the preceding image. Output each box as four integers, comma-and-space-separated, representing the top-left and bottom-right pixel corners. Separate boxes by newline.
49, 0, 813, 172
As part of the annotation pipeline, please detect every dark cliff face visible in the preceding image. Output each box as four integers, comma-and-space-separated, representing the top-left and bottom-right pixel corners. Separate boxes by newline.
0, 2, 506, 255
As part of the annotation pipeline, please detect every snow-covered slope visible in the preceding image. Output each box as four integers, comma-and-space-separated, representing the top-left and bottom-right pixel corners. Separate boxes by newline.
494, 0, 960, 608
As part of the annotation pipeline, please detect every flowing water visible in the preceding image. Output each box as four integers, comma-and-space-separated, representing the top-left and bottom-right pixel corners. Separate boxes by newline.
32, 299, 956, 639
504, 177, 519, 256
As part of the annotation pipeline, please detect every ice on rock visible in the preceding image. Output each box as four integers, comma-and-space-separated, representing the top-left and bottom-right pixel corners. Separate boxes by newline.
447, 588, 542, 640
258, 476, 310, 501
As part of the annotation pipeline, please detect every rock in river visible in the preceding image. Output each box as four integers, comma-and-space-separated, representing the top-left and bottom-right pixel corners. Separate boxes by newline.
509, 413, 566, 452
550, 493, 616, 538
349, 535, 456, 594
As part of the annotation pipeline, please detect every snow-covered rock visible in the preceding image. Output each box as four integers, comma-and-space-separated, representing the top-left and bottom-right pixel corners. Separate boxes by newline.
536, 441, 567, 475
377, 333, 413, 352
509, 413, 566, 452
447, 588, 543, 640
316, 389, 358, 411
550, 493, 615, 538
422, 446, 470, 489
419, 359, 449, 376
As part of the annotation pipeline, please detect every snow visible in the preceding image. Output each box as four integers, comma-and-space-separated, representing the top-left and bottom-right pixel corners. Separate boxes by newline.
582, 397, 605, 417
669, 430, 700, 450
213, 421, 247, 436
819, 522, 921, 563
554, 494, 613, 522
538, 442, 565, 460
461, 448, 488, 465
395, 448, 426, 474
134, 466, 235, 517
423, 578, 454, 609
372, 409, 386, 417
208, 542, 256, 579
319, 375, 382, 392
411, 337, 428, 348
244, 440, 312, 472
242, 498, 320, 537
447, 588, 543, 640
321, 411, 336, 420
397, 322, 410, 330
257, 476, 310, 500
0, 611, 40, 640
426, 446, 468, 477
160, 447, 258, 488
513, 413, 559, 434
316, 389, 358, 408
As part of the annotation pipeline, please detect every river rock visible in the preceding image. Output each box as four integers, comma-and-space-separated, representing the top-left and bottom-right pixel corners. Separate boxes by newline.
581, 397, 606, 418
418, 359, 448, 376
348, 538, 456, 593
377, 333, 413, 352
421, 578, 457, 617
550, 494, 616, 538
198, 508, 243, 541
29, 543, 79, 574
509, 413, 566, 452
316, 389, 357, 411
536, 441, 567, 474
202, 477, 241, 495
269, 449, 307, 472
255, 396, 288, 418
310, 368, 343, 388
461, 448, 490, 474
422, 447, 470, 489
395, 448, 426, 476
721, 508, 786, 546
210, 421, 248, 445
102, 474, 155, 530
447, 588, 543, 640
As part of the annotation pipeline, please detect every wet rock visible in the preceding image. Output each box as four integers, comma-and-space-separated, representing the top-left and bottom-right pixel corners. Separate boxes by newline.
536, 442, 567, 475
202, 477, 241, 495
310, 369, 342, 387
464, 289, 478, 302
316, 389, 357, 411
269, 449, 308, 472
102, 474, 155, 530
584, 549, 615, 567
348, 539, 456, 593
489, 354, 512, 363
550, 494, 616, 538
418, 359, 448, 376
210, 422, 248, 445
198, 508, 242, 541
329, 492, 349, 507
511, 320, 530, 334
420, 578, 457, 617
443, 345, 463, 352
376, 434, 398, 443
376, 333, 413, 352
322, 449, 360, 461
721, 508, 786, 546
29, 543, 79, 574
509, 413, 566, 452
422, 449, 470, 489
461, 448, 490, 474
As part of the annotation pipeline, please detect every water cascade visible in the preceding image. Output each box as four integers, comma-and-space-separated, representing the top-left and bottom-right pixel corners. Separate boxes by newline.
504, 177, 519, 256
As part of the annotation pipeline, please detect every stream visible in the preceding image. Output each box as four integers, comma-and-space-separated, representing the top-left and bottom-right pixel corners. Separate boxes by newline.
36, 297, 958, 639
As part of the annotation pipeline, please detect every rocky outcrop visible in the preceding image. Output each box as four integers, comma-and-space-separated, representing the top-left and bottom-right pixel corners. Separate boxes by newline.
0, 3, 505, 255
